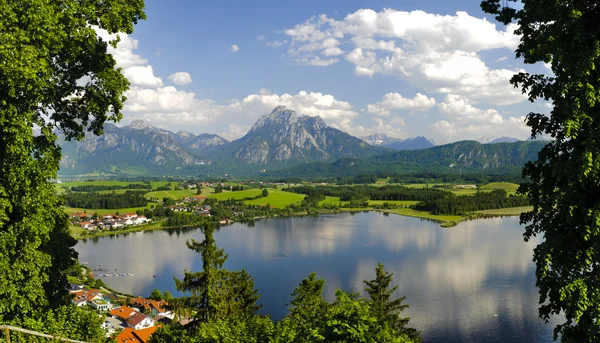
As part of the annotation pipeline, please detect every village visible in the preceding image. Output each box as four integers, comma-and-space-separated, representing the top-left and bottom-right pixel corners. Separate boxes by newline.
68, 282, 173, 342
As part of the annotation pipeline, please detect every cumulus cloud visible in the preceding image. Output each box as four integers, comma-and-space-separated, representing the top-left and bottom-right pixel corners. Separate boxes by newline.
168, 72, 193, 86
330, 117, 406, 138
256, 35, 265, 41
429, 95, 529, 143
122, 65, 163, 88
367, 93, 436, 116
280, 9, 526, 105
266, 40, 288, 48
231, 44, 240, 52
495, 56, 508, 62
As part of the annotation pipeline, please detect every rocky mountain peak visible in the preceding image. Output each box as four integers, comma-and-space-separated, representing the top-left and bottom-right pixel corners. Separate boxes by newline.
128, 119, 153, 131
176, 130, 195, 139
250, 107, 326, 133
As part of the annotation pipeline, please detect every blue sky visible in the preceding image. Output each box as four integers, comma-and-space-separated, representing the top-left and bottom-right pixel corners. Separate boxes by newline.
106, 0, 548, 143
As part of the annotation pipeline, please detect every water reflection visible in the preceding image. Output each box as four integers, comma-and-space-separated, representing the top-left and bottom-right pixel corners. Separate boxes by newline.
76, 212, 558, 342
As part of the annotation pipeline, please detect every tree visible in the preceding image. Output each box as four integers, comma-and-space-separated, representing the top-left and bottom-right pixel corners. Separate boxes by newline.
481, 1, 600, 341
364, 263, 420, 341
230, 269, 263, 316
197, 187, 202, 195
150, 289, 164, 301
262, 189, 269, 197
163, 291, 174, 302
0, 0, 144, 329
174, 222, 230, 323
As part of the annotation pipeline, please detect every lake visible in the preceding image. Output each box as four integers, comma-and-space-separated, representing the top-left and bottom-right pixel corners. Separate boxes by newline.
75, 212, 560, 342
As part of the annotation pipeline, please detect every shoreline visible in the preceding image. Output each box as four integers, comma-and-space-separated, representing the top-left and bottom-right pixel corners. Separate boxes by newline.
71, 206, 531, 239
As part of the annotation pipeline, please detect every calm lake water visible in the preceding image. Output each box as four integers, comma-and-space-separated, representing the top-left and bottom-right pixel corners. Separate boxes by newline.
75, 212, 560, 342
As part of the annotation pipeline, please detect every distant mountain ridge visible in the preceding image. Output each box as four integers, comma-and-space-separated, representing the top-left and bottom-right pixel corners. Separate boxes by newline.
269, 140, 548, 178
360, 133, 435, 150
58, 107, 390, 176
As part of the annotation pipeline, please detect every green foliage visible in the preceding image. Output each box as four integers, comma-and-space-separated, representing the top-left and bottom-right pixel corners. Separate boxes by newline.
262, 189, 269, 197
481, 0, 600, 341
414, 189, 529, 215
150, 289, 164, 301
62, 191, 148, 209
0, 0, 144, 339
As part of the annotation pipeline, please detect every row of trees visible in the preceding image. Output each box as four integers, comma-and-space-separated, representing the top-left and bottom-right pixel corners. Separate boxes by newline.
149, 223, 421, 342
62, 191, 148, 209
286, 185, 449, 202
69, 183, 151, 192
414, 190, 530, 215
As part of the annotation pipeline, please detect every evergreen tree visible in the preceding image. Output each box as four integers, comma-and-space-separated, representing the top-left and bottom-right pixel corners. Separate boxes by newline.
364, 263, 420, 341
175, 222, 230, 323
150, 289, 164, 301
231, 269, 263, 316
481, 1, 600, 340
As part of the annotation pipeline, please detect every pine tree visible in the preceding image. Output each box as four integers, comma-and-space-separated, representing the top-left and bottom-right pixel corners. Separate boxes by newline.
364, 263, 420, 341
174, 222, 230, 323
231, 269, 263, 316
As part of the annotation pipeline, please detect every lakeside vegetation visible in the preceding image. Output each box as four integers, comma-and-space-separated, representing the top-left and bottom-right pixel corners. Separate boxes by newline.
61, 179, 531, 239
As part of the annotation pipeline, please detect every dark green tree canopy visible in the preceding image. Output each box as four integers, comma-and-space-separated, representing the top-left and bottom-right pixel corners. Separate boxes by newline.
481, 0, 600, 341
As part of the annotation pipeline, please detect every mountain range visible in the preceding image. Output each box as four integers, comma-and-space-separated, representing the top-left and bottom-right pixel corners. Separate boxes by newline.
57, 106, 547, 177
360, 133, 435, 150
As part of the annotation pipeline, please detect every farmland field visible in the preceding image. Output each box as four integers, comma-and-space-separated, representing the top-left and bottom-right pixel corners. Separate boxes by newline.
244, 190, 305, 208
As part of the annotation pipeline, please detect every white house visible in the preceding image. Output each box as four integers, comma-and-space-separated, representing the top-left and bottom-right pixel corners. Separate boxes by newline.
90, 298, 113, 311
127, 312, 154, 330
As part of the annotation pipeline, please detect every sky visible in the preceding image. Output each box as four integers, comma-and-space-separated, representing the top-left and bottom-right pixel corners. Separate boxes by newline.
105, 0, 551, 144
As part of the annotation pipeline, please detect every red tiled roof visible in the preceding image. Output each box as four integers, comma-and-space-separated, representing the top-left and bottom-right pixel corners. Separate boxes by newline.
127, 312, 150, 327
111, 306, 136, 320
115, 326, 158, 343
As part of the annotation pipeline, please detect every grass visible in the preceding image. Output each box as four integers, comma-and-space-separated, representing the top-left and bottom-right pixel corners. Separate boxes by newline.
368, 200, 419, 206
63, 203, 156, 216
70, 225, 87, 235
481, 182, 520, 195
318, 196, 343, 206
56, 180, 175, 194
244, 190, 305, 208
208, 189, 263, 201
475, 206, 532, 215
450, 189, 480, 196
71, 220, 165, 239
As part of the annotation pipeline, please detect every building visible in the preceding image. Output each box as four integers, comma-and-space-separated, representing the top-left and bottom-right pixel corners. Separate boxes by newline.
115, 326, 157, 343
90, 298, 113, 311
129, 297, 169, 317
110, 306, 137, 321
127, 312, 154, 330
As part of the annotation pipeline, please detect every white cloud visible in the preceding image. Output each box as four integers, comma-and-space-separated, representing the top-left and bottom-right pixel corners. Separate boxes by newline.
367, 93, 436, 116
495, 56, 508, 62
122, 65, 163, 88
429, 95, 529, 143
168, 72, 193, 86
266, 40, 288, 48
280, 9, 526, 105
330, 117, 406, 138
94, 28, 147, 68
294, 56, 339, 66
256, 35, 265, 41
231, 44, 240, 52
354, 66, 375, 77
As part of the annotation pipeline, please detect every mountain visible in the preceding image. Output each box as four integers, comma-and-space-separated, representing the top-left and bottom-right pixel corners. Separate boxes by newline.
383, 136, 435, 150
360, 133, 402, 146
213, 106, 390, 167
477, 136, 521, 144
57, 107, 390, 176
59, 120, 214, 176
270, 140, 548, 178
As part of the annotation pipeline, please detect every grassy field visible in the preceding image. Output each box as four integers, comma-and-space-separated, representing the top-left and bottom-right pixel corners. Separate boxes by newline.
375, 177, 390, 185
56, 180, 175, 194
244, 190, 305, 208
476, 206, 532, 215
208, 189, 263, 201
480, 182, 520, 194
450, 189, 480, 196
63, 203, 156, 216
318, 196, 343, 206
368, 200, 419, 206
